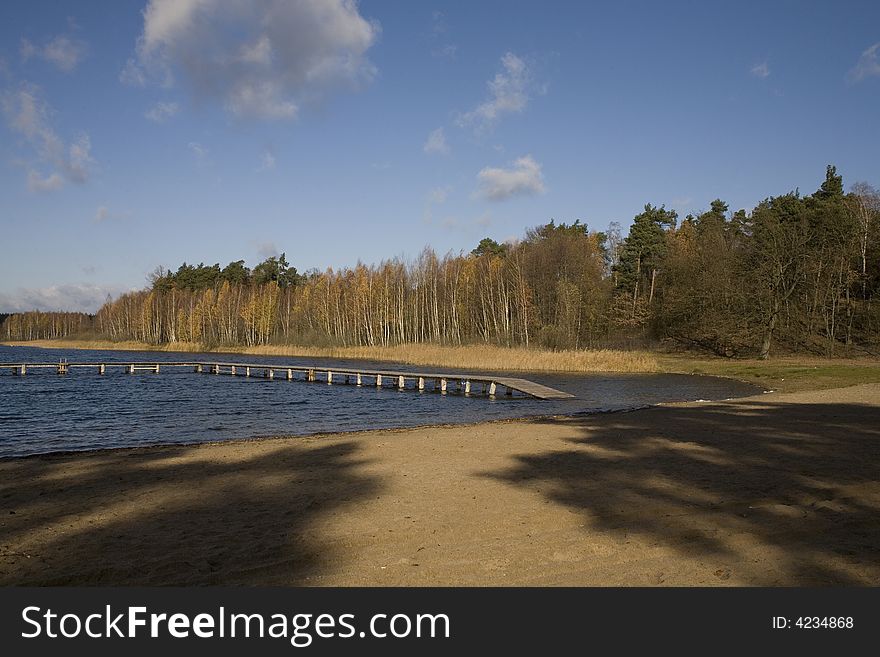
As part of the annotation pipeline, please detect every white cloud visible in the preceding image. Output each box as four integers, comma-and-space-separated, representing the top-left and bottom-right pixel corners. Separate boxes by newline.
0, 283, 126, 313
1, 84, 94, 192
428, 185, 451, 204
457, 52, 532, 132
144, 100, 179, 122
240, 34, 273, 65
93, 205, 131, 223
27, 170, 64, 192
20, 39, 36, 62
431, 10, 446, 35
429, 11, 457, 59
3, 84, 58, 148
423, 127, 449, 155
750, 62, 770, 79
225, 80, 298, 119
119, 58, 147, 86
476, 155, 545, 201
848, 43, 880, 82
432, 43, 457, 59
256, 241, 279, 259
259, 149, 276, 170
188, 141, 208, 163
21, 35, 88, 72
124, 0, 380, 120
43, 36, 88, 71
65, 133, 92, 183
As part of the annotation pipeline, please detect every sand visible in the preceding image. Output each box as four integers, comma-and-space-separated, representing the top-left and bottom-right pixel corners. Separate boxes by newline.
1, 384, 879, 586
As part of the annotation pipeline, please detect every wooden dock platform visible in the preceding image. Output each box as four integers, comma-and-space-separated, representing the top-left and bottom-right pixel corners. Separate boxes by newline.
1, 361, 575, 400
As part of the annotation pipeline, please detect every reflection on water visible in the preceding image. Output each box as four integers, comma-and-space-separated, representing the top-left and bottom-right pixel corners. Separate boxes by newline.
0, 345, 762, 458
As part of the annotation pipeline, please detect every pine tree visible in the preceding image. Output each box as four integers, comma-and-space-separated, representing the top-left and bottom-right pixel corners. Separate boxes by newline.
614, 204, 677, 316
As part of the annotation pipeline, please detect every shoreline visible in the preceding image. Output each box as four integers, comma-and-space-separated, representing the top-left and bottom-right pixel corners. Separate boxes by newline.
2, 383, 878, 586
0, 413, 569, 462
0, 405, 660, 463
5, 338, 880, 393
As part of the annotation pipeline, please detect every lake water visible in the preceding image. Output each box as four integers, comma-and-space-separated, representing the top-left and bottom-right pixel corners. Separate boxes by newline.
0, 345, 762, 458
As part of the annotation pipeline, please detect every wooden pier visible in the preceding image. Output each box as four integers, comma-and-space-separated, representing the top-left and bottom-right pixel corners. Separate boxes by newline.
1, 361, 574, 400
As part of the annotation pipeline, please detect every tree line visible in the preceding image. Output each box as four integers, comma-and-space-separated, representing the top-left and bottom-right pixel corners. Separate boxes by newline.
3, 166, 878, 358
1, 311, 93, 341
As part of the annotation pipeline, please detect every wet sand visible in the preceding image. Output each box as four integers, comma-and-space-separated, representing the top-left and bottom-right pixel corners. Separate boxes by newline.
2, 384, 879, 586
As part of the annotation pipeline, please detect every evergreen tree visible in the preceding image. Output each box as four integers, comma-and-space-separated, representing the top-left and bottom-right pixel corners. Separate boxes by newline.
614, 204, 677, 316
471, 237, 508, 257
221, 260, 251, 285
252, 253, 300, 288
695, 199, 728, 234
816, 164, 844, 200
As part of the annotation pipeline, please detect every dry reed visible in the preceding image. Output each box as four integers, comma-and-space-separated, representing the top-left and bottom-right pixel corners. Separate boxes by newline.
1, 339, 659, 373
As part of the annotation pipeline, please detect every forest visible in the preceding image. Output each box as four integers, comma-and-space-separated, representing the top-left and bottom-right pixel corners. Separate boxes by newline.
3, 166, 879, 358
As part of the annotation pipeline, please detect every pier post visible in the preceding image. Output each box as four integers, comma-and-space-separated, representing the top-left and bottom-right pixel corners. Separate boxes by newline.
195, 364, 203, 373
154, 365, 160, 374
464, 380, 471, 395
287, 368, 293, 380
376, 374, 382, 387
15, 365, 26, 376
245, 367, 251, 377
307, 369, 315, 382
489, 382, 497, 396
345, 375, 350, 385
265, 368, 273, 379
356, 373, 362, 386
398, 375, 405, 390
212, 364, 220, 374
99, 364, 105, 375
127, 365, 134, 374
456, 380, 462, 392
418, 377, 425, 391
57, 363, 68, 375
231, 365, 236, 376
440, 378, 447, 393
327, 371, 333, 384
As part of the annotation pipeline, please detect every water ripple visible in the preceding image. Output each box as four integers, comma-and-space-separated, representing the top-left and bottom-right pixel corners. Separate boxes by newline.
0, 345, 761, 458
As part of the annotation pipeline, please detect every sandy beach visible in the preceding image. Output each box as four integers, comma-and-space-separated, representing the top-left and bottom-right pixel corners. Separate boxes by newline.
2, 384, 879, 586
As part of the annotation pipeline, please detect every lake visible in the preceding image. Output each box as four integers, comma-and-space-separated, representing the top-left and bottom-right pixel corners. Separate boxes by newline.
0, 345, 763, 458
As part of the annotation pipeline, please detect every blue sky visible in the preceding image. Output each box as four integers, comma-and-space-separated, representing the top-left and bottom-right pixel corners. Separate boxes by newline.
1, 0, 879, 312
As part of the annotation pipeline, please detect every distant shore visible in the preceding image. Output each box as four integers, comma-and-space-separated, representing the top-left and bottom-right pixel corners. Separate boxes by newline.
4, 338, 880, 392
2, 383, 878, 586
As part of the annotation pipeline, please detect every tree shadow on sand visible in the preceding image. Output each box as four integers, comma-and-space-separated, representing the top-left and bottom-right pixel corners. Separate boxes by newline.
488, 400, 880, 585
0, 439, 381, 585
